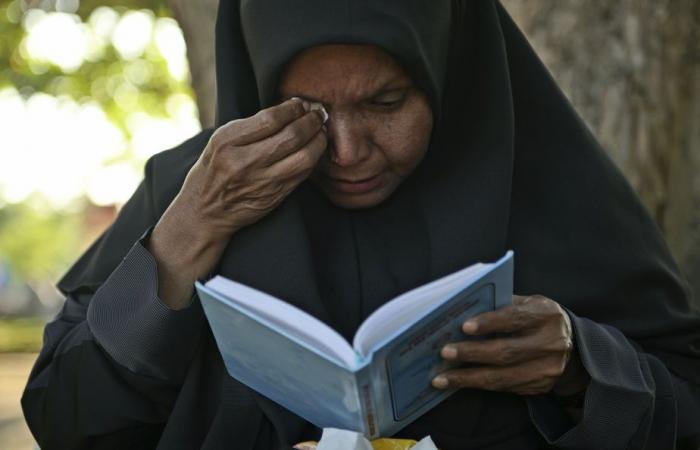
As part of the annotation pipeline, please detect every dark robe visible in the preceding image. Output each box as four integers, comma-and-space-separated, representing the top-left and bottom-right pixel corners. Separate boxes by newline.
22, 1, 700, 449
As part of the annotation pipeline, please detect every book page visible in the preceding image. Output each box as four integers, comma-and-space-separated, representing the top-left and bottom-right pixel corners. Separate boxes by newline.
206, 276, 358, 368
352, 262, 491, 356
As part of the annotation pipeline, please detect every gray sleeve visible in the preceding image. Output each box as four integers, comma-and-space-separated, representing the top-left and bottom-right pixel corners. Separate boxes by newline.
526, 311, 700, 449
87, 227, 205, 382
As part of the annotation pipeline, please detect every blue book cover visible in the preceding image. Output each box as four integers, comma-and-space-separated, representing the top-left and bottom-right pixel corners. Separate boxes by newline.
196, 251, 513, 439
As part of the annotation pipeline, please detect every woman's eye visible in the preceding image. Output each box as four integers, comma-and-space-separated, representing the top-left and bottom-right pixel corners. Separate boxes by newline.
369, 96, 405, 110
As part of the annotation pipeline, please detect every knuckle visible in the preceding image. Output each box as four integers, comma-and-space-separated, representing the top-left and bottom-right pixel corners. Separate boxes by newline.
199, 146, 215, 167
276, 129, 302, 153
552, 334, 573, 354
250, 109, 279, 136
538, 296, 563, 317
496, 344, 517, 365
530, 294, 548, 304
256, 110, 278, 132
524, 295, 550, 313
215, 119, 248, 146
513, 308, 531, 329
205, 132, 221, 149
208, 132, 229, 157
542, 330, 569, 351
289, 151, 314, 173
485, 371, 506, 389
210, 126, 227, 145
544, 358, 566, 378
564, 336, 574, 353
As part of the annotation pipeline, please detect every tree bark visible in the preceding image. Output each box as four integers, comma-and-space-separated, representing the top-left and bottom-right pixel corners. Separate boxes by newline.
502, 0, 700, 304
169, 0, 700, 303
166, 0, 218, 129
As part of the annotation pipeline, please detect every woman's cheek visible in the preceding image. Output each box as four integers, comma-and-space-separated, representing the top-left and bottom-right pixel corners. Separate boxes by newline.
383, 108, 432, 175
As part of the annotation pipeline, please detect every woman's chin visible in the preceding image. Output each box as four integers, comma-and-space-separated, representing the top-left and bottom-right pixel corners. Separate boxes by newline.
325, 191, 388, 209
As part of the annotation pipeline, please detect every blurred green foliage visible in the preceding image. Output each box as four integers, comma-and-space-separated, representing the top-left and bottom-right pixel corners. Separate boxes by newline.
0, 0, 192, 137
0, 200, 82, 281
0, 317, 45, 352
0, 0, 195, 286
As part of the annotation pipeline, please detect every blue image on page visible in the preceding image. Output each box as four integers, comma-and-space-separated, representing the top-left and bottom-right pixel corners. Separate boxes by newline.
385, 284, 496, 420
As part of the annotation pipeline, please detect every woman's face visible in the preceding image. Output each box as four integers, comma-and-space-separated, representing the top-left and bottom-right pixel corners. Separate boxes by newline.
278, 44, 433, 209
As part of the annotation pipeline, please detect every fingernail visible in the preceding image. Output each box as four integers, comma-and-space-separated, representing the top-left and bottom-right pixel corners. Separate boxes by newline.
441, 345, 457, 359
309, 102, 329, 123
463, 320, 477, 334
432, 376, 448, 389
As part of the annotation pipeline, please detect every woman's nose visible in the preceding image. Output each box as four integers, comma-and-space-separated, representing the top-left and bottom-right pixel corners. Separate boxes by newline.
326, 116, 371, 167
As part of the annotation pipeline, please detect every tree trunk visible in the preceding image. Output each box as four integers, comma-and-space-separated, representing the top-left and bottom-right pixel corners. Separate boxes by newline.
502, 0, 700, 303
166, 0, 218, 129
170, 0, 700, 303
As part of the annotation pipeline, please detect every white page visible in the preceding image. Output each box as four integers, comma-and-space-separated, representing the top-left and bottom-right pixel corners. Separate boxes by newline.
206, 276, 358, 368
352, 262, 491, 356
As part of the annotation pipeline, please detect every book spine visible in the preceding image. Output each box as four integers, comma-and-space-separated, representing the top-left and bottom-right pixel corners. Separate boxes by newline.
355, 362, 379, 439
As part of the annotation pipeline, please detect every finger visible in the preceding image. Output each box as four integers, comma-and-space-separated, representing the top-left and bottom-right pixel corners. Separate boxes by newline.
251, 108, 326, 166
508, 378, 557, 396
462, 299, 546, 336
513, 294, 531, 305
432, 358, 555, 392
441, 333, 556, 366
265, 129, 328, 181
432, 365, 519, 392
215, 97, 308, 147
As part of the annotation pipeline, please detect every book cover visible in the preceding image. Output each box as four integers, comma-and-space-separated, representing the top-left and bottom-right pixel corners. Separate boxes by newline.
196, 251, 513, 438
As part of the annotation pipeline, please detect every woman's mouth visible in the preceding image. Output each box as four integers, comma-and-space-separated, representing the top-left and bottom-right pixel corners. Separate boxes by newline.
325, 173, 384, 194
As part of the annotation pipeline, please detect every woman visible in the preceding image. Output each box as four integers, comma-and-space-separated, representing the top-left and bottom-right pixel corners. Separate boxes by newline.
22, 1, 700, 449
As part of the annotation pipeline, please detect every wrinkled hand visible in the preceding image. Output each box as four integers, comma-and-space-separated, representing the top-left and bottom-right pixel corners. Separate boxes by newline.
176, 97, 328, 239
147, 97, 327, 309
432, 295, 588, 396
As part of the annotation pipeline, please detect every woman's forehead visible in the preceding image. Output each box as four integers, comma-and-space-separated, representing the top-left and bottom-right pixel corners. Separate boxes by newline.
277, 44, 414, 103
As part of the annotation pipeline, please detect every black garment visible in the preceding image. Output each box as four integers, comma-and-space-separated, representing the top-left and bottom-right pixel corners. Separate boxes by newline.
23, 1, 700, 449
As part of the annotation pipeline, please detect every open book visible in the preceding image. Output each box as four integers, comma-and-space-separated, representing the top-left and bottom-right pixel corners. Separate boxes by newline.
196, 251, 513, 439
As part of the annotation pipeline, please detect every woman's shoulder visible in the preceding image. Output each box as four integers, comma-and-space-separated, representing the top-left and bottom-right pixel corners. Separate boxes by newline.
145, 128, 215, 215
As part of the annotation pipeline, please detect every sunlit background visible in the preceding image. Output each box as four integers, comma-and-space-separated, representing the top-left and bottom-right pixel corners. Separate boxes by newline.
0, 0, 200, 319
0, 0, 200, 446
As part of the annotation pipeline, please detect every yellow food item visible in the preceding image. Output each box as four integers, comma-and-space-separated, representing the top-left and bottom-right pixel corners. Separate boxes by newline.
293, 438, 424, 449
371, 438, 420, 449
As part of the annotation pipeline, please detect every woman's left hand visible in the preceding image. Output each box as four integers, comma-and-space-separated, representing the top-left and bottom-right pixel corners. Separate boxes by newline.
432, 295, 588, 396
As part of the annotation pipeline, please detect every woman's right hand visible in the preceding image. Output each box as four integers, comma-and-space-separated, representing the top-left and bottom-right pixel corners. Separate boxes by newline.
148, 98, 328, 309
181, 97, 327, 238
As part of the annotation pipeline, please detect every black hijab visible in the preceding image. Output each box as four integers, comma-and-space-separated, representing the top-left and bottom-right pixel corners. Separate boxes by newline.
55, 0, 700, 447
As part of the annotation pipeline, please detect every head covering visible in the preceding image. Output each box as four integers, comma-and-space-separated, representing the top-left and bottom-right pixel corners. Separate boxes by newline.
234, 1, 451, 116
56, 0, 700, 447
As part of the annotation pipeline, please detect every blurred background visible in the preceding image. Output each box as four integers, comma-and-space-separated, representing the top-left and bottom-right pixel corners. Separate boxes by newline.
0, 0, 698, 447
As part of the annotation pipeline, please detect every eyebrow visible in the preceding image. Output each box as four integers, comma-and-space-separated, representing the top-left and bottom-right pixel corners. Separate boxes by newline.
367, 74, 413, 97
286, 75, 413, 104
